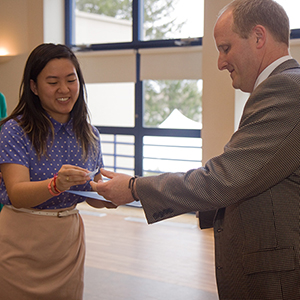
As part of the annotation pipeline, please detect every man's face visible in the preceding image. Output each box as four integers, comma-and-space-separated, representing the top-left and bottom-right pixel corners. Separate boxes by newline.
214, 10, 260, 93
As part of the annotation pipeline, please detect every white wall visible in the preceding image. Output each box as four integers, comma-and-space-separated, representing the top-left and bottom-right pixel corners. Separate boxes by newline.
0, 0, 64, 114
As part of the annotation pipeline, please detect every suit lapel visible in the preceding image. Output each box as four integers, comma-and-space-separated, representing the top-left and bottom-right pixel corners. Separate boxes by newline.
269, 59, 300, 76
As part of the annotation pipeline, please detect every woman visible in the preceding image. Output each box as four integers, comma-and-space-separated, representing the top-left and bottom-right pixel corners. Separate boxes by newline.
0, 43, 109, 299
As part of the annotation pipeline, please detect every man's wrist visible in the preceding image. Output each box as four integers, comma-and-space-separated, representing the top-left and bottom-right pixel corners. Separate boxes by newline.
128, 176, 139, 201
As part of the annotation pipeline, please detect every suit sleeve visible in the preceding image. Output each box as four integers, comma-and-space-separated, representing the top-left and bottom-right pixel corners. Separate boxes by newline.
137, 72, 300, 224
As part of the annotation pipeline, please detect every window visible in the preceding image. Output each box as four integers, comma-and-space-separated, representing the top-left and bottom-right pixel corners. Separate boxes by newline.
275, 1, 300, 30
70, 0, 203, 45
66, 0, 203, 176
143, 136, 202, 175
67, 0, 300, 177
144, 79, 202, 128
74, 0, 133, 44
143, 0, 204, 41
87, 82, 135, 127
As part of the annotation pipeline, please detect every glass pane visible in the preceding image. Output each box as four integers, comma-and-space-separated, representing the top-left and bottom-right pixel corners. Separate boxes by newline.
100, 134, 135, 174
144, 79, 202, 128
86, 82, 135, 127
75, 0, 132, 44
143, 0, 204, 41
275, 1, 300, 30
143, 136, 202, 175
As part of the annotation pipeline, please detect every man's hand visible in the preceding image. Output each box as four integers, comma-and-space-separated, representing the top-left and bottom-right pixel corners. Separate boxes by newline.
90, 169, 135, 206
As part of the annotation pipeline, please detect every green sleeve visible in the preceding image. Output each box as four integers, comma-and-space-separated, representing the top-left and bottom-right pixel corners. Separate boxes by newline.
0, 93, 7, 120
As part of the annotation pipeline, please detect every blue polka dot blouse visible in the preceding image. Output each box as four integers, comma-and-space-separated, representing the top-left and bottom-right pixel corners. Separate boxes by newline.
0, 116, 103, 209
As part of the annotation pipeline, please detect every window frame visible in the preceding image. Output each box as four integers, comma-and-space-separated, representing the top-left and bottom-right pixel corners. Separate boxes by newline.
65, 0, 202, 176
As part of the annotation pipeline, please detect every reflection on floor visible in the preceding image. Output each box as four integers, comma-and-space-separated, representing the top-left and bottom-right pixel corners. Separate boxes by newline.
78, 202, 218, 300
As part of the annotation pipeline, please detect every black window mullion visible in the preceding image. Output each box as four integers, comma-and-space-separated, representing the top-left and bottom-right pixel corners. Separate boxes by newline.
133, 0, 144, 176
133, 0, 144, 42
65, 0, 75, 47
134, 53, 144, 176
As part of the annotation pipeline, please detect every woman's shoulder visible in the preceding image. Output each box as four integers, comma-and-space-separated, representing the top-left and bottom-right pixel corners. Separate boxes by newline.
90, 124, 100, 137
3, 117, 20, 127
1, 118, 24, 135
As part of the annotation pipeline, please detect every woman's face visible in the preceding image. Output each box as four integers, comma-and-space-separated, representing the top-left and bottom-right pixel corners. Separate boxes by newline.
30, 58, 80, 123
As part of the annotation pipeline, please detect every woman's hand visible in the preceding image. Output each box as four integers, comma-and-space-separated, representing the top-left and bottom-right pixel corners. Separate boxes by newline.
55, 164, 90, 192
1, 163, 90, 209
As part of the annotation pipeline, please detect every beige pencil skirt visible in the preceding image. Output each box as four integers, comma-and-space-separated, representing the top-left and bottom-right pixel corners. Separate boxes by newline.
0, 205, 85, 300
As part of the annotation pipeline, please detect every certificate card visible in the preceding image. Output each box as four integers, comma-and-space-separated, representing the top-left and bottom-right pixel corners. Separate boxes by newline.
66, 190, 112, 202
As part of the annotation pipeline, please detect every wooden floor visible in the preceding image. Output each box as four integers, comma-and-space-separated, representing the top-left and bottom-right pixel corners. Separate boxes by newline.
77, 202, 219, 300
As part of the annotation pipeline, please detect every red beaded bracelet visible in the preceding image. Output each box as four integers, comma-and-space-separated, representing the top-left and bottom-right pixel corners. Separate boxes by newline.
53, 174, 64, 194
48, 178, 60, 196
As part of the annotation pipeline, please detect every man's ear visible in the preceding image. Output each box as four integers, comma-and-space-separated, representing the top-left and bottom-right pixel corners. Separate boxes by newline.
30, 79, 38, 95
253, 25, 266, 49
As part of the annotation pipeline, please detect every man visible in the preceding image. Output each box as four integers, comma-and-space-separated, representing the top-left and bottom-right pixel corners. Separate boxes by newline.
90, 0, 300, 299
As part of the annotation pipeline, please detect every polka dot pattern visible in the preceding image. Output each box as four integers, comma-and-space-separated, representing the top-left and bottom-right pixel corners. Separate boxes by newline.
0, 116, 103, 209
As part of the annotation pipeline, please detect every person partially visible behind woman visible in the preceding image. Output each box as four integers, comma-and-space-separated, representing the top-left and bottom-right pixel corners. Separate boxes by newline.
0, 43, 109, 300
0, 92, 6, 212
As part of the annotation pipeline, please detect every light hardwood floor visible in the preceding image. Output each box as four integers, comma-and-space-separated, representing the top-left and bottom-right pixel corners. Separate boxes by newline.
78, 202, 218, 300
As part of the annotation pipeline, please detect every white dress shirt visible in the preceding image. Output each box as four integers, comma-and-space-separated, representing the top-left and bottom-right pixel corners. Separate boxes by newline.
253, 55, 292, 91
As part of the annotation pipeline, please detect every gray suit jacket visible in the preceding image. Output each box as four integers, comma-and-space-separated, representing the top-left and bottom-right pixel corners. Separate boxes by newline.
137, 59, 300, 299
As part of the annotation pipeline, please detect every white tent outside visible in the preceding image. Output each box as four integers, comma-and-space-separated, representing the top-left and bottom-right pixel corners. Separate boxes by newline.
158, 108, 202, 129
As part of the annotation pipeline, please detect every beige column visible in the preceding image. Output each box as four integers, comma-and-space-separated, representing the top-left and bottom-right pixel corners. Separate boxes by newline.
201, 0, 235, 164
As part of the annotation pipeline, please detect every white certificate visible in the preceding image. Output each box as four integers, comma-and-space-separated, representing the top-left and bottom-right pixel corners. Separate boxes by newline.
66, 190, 112, 202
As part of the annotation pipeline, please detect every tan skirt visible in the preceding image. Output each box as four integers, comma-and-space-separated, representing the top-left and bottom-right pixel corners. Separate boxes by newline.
0, 205, 85, 300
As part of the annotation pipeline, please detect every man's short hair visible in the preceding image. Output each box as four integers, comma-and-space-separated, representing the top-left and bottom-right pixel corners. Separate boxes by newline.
221, 0, 290, 46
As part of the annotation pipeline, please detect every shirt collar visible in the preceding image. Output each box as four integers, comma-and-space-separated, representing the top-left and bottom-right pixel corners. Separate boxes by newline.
49, 115, 74, 136
253, 55, 292, 91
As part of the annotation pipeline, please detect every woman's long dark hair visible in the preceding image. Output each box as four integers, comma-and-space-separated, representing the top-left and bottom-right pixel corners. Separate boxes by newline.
0, 43, 98, 160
